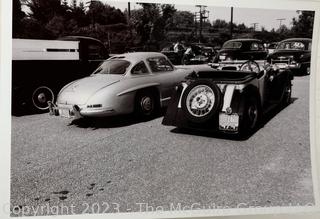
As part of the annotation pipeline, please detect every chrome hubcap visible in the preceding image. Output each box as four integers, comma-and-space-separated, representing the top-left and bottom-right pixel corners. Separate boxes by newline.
141, 96, 153, 112
32, 86, 54, 110
38, 93, 47, 103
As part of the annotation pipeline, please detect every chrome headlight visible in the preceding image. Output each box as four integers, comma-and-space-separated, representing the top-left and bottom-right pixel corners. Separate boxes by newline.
240, 61, 260, 73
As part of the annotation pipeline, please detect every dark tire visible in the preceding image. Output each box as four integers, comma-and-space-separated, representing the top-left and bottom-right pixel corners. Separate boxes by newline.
135, 90, 158, 119
31, 86, 55, 112
239, 94, 261, 136
181, 80, 222, 123
280, 81, 292, 106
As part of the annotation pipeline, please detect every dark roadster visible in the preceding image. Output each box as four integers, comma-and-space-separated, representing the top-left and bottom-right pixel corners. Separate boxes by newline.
162, 61, 293, 136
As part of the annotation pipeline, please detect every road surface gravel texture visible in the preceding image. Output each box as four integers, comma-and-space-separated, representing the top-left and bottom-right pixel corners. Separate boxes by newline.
10, 75, 313, 216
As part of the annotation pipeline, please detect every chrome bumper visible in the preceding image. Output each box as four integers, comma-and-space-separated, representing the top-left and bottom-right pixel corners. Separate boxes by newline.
48, 101, 82, 119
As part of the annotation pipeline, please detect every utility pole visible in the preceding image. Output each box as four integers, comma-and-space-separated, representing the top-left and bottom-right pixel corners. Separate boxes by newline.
127, 2, 131, 20
276, 18, 286, 29
195, 5, 209, 43
251, 22, 259, 32
230, 7, 233, 39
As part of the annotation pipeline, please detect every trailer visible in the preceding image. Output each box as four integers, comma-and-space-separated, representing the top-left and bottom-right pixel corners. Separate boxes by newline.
12, 36, 109, 114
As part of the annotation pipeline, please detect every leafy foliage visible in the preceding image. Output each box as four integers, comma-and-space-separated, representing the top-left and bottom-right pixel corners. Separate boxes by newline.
13, 1, 315, 53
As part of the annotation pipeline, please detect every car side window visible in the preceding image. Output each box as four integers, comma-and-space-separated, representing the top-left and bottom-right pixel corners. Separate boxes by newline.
131, 61, 149, 75
251, 43, 264, 51
147, 57, 174, 73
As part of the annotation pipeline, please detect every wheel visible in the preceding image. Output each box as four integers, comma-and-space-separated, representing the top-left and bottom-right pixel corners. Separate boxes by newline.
31, 86, 55, 112
281, 81, 292, 106
239, 94, 261, 136
135, 90, 158, 118
181, 80, 221, 123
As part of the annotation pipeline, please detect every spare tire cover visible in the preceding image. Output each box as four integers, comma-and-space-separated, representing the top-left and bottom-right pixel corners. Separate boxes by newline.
181, 80, 222, 123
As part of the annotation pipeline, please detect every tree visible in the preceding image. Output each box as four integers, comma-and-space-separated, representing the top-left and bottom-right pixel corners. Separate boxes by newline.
27, 0, 67, 24
291, 10, 314, 38
70, 2, 89, 27
171, 11, 194, 29
212, 19, 228, 29
86, 1, 127, 25
131, 3, 160, 44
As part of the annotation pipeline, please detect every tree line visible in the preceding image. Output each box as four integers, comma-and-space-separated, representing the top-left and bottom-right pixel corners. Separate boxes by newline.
13, 0, 314, 53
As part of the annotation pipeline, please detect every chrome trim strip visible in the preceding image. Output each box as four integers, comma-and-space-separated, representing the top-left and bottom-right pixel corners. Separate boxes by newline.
222, 85, 236, 112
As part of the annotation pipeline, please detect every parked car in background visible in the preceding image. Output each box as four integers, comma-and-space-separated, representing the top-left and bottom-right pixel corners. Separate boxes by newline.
162, 60, 293, 137
49, 52, 193, 120
267, 38, 311, 75
161, 43, 186, 65
12, 36, 109, 114
182, 44, 216, 65
213, 39, 268, 63
266, 42, 278, 54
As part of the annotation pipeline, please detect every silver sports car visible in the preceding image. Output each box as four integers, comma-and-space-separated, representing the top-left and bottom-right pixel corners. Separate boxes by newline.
48, 52, 197, 119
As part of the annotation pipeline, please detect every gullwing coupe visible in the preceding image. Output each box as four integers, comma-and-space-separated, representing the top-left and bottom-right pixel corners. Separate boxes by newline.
48, 52, 195, 119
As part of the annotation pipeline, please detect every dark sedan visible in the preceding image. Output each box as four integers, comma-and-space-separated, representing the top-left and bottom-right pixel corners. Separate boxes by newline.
267, 38, 311, 75
213, 39, 268, 63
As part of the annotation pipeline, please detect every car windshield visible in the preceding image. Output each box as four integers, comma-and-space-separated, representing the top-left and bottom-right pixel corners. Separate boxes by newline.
93, 60, 130, 75
277, 41, 306, 50
222, 41, 242, 49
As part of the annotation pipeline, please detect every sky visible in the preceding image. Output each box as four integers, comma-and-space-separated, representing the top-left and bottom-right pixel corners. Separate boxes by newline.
39, 0, 300, 31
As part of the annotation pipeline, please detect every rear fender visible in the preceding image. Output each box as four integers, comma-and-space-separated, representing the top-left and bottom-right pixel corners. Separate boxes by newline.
117, 83, 160, 96
232, 85, 261, 116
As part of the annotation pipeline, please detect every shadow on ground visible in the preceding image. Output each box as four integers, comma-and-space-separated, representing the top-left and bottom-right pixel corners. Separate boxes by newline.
168, 97, 299, 141
68, 109, 167, 130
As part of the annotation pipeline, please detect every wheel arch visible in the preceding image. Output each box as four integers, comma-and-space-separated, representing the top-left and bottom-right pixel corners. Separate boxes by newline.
238, 84, 262, 116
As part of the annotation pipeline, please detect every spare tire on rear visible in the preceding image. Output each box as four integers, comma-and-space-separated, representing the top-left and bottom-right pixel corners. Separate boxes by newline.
181, 80, 222, 123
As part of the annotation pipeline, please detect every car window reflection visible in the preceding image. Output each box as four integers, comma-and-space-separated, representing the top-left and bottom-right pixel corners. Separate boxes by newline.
93, 60, 131, 75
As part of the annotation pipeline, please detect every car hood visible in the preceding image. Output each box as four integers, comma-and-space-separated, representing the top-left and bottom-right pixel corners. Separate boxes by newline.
58, 74, 122, 105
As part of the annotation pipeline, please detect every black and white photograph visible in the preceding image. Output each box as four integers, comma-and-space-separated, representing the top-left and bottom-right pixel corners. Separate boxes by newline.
3, 0, 319, 217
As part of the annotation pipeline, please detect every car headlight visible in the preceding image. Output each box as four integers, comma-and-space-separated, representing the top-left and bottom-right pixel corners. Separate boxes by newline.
240, 61, 260, 73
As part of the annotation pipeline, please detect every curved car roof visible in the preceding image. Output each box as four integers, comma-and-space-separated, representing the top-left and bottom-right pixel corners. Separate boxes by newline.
226, 38, 262, 42
280, 38, 311, 42
110, 52, 166, 63
58, 36, 104, 44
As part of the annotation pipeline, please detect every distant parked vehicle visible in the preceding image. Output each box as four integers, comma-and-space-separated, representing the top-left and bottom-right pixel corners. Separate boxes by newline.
161, 43, 186, 65
213, 39, 268, 63
12, 36, 109, 114
266, 42, 278, 54
182, 44, 216, 65
48, 52, 193, 120
267, 38, 311, 75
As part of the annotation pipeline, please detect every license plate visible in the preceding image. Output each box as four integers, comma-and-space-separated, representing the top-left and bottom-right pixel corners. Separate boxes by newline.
59, 108, 72, 118
276, 63, 288, 68
219, 55, 226, 60
219, 113, 239, 131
